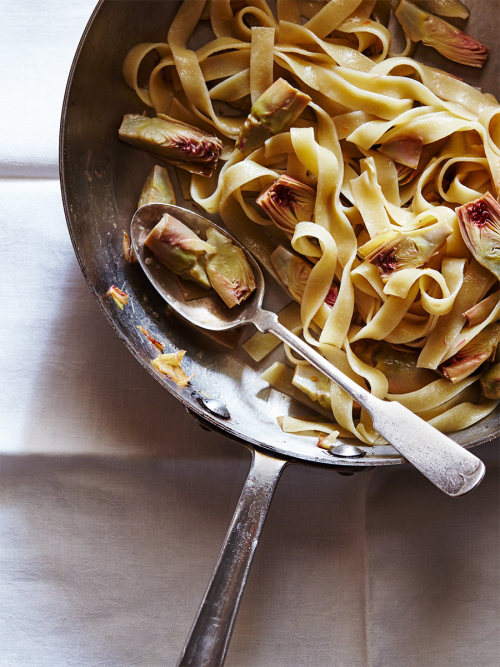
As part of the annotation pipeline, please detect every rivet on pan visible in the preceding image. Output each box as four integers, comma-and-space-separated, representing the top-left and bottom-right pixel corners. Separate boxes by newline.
193, 392, 231, 420
329, 444, 366, 458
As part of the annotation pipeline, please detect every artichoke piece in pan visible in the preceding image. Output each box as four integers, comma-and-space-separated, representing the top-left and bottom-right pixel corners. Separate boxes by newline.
152, 350, 193, 388
440, 323, 500, 383
463, 290, 500, 327
412, 0, 469, 19
138, 165, 176, 208
358, 222, 452, 277
270, 245, 312, 302
395, 139, 446, 186
257, 175, 316, 236
354, 340, 436, 394
119, 114, 223, 177
395, 0, 488, 68
205, 228, 256, 308
236, 78, 311, 154
480, 363, 500, 399
379, 136, 423, 169
145, 213, 213, 288
456, 193, 500, 280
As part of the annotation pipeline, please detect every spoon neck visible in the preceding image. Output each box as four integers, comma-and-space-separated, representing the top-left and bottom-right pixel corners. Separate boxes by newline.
255, 308, 374, 410
253, 308, 279, 333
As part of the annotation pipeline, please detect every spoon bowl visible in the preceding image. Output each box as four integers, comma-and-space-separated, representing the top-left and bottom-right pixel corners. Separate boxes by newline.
131, 203, 265, 331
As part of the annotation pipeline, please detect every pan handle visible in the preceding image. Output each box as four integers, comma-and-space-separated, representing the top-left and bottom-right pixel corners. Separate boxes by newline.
178, 449, 287, 666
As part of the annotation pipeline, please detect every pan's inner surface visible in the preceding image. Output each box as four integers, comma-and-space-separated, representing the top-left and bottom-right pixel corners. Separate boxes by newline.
60, 0, 499, 467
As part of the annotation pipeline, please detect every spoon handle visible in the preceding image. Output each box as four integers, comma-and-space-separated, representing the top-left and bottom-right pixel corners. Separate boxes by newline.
178, 449, 286, 666
254, 309, 485, 497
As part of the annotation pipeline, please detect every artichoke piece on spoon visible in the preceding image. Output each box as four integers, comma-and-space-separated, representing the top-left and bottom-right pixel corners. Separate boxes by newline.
119, 114, 223, 176
138, 165, 176, 207
456, 193, 500, 280
236, 78, 311, 154
440, 323, 500, 383
145, 213, 213, 288
358, 221, 452, 277
205, 228, 256, 308
257, 175, 316, 236
395, 0, 488, 68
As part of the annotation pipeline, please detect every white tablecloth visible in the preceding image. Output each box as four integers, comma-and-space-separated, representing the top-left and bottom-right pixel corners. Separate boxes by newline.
0, 2, 498, 666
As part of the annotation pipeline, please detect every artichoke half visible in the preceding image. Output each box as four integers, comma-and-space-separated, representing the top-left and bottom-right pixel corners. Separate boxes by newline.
119, 114, 223, 177
456, 193, 500, 280
145, 213, 213, 288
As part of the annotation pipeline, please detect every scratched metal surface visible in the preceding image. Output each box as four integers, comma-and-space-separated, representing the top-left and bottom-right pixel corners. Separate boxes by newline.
60, 0, 499, 467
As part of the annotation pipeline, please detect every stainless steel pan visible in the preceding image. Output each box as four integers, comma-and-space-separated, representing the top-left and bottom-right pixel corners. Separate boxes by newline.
60, 2, 499, 663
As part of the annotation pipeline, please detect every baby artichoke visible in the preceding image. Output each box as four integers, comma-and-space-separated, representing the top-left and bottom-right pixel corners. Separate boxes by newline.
440, 323, 500, 383
395, 0, 488, 68
358, 221, 452, 277
256, 175, 316, 236
119, 114, 223, 177
236, 78, 311, 154
456, 193, 500, 280
205, 228, 256, 308
480, 363, 500, 399
270, 245, 312, 302
145, 213, 213, 288
138, 165, 176, 208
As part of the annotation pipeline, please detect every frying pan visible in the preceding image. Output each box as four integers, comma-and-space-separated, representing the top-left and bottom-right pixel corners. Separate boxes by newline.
60, 1, 499, 663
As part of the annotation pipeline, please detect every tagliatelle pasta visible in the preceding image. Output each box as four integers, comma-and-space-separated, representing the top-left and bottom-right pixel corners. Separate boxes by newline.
121, 0, 499, 445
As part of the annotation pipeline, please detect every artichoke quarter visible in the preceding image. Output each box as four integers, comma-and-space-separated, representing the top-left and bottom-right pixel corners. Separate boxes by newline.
236, 78, 311, 154
145, 213, 213, 288
205, 228, 256, 308
480, 363, 500, 399
456, 193, 500, 280
358, 221, 451, 277
270, 245, 312, 302
138, 165, 176, 208
257, 175, 316, 236
395, 0, 488, 68
440, 323, 500, 383
119, 114, 223, 177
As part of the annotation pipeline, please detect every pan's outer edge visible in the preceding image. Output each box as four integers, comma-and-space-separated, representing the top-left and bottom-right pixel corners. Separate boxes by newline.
59, 0, 498, 469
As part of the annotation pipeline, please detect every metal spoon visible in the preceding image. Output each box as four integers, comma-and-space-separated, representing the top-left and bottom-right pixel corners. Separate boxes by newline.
131, 202, 485, 497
